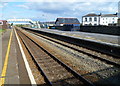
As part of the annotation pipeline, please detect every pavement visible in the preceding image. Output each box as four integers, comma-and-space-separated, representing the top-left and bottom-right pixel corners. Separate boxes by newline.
0, 29, 31, 85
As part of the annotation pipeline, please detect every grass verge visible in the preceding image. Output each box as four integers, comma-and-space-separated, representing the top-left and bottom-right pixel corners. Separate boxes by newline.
0, 29, 6, 34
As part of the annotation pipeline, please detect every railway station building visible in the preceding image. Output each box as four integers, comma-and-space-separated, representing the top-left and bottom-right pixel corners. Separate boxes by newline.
55, 18, 80, 31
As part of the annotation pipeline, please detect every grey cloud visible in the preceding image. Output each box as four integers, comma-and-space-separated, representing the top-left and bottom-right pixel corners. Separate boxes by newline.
17, 2, 118, 21
25, 2, 73, 14
18, 2, 118, 14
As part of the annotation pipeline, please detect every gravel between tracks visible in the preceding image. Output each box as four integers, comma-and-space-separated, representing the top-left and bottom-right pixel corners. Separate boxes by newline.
18, 29, 84, 86
21, 29, 120, 86
17, 29, 46, 85
28, 30, 120, 65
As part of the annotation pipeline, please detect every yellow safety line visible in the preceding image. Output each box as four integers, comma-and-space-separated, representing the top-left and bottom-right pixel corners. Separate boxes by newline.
0, 30, 13, 86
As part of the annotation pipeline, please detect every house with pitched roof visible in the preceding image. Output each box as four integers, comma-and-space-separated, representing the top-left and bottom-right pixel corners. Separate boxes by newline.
82, 13, 118, 26
100, 14, 118, 26
118, 1, 120, 26
0, 20, 8, 29
82, 13, 100, 26
55, 18, 80, 31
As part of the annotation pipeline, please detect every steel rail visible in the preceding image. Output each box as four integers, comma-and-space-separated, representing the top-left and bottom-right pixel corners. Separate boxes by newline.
16, 29, 52, 86
22, 27, 120, 58
16, 29, 95, 86
28, 31, 120, 67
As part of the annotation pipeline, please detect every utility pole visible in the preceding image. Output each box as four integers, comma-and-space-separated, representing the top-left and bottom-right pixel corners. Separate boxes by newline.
118, 1, 120, 26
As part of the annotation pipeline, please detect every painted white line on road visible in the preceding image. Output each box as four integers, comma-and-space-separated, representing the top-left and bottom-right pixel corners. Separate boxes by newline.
14, 28, 37, 86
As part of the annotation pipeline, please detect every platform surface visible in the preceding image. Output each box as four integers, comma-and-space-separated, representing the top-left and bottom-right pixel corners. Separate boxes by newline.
0, 29, 31, 85
34, 28, 120, 45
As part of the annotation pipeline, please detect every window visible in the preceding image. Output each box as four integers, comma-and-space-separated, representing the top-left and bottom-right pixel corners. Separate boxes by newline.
94, 17, 97, 21
113, 18, 114, 20
0, 21, 3, 25
89, 17, 92, 21
112, 21, 114, 23
94, 24, 97, 26
85, 18, 87, 22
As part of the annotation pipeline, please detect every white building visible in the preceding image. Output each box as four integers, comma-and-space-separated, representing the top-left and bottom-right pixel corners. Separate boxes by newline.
82, 14, 100, 26
82, 13, 118, 26
100, 14, 118, 26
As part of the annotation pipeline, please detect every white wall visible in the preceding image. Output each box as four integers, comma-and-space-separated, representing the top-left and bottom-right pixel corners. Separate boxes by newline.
82, 16, 118, 26
100, 17, 118, 25
82, 16, 99, 26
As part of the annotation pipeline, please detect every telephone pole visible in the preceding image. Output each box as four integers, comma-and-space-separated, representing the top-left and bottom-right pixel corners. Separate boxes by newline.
118, 1, 120, 26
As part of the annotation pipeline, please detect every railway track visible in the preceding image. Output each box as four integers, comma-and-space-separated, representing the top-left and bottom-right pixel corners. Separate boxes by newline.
25, 29, 120, 67
16, 29, 95, 86
22, 27, 120, 58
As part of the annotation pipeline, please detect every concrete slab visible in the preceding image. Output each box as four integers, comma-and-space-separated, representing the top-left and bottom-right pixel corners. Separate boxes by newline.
0, 32, 2, 76
1, 29, 31, 85
14, 30, 31, 84
1, 29, 11, 75
5, 29, 20, 84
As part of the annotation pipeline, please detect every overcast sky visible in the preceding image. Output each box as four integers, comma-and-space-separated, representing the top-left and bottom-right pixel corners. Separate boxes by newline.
0, 0, 119, 22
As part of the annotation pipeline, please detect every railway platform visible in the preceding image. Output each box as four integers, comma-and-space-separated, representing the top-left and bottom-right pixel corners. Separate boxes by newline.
0, 27, 120, 86
0, 29, 32, 85
34, 28, 120, 45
